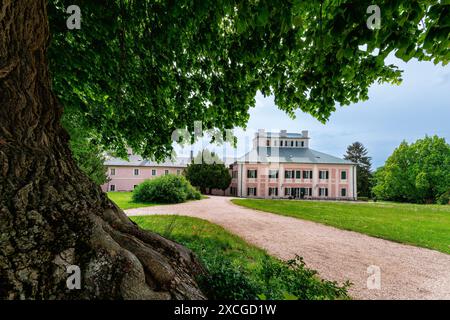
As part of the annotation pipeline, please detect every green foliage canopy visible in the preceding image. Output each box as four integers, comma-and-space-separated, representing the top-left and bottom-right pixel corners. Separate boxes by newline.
185, 150, 232, 193
344, 142, 372, 197
372, 136, 450, 204
62, 109, 108, 185
48, 1, 450, 161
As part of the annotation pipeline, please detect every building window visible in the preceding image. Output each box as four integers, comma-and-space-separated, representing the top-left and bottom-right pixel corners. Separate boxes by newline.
295, 170, 301, 179
284, 170, 294, 179
319, 170, 329, 180
110, 185, 116, 192
247, 169, 257, 178
280, 140, 283, 147
295, 141, 298, 147
284, 188, 291, 196
110, 168, 116, 176
306, 188, 313, 196
134, 169, 140, 176
247, 187, 257, 196
152, 169, 156, 176
165, 170, 169, 175
269, 187, 278, 196
291, 141, 294, 147
133, 185, 138, 189
268, 170, 279, 179
301, 141, 305, 147
341, 170, 347, 180
303, 170, 313, 179
319, 188, 328, 197
230, 187, 237, 196
266, 139, 270, 146
177, 169, 181, 175
341, 188, 347, 197
232, 171, 238, 178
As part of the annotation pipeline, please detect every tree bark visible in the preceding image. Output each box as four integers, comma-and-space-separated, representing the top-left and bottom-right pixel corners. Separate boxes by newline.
0, 0, 205, 300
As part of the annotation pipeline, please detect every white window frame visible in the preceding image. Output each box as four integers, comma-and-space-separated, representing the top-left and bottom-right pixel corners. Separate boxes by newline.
164, 169, 169, 175
152, 169, 157, 176
110, 185, 116, 192
268, 187, 278, 196
268, 170, 279, 179
110, 168, 116, 176
319, 170, 329, 180
134, 168, 140, 176
247, 187, 257, 196
319, 188, 328, 197
341, 170, 347, 181
247, 169, 257, 179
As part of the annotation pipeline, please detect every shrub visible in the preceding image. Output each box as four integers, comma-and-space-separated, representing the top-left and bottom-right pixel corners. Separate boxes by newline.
132, 175, 201, 204
198, 255, 350, 300
198, 260, 260, 300
437, 191, 450, 205
358, 197, 369, 202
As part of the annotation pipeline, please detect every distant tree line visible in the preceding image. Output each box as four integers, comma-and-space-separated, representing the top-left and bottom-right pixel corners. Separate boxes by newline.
346, 136, 449, 204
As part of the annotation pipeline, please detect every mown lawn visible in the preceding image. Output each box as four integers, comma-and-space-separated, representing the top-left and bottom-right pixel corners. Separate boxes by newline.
107, 192, 157, 210
232, 199, 450, 254
132, 215, 350, 300
108, 192, 208, 210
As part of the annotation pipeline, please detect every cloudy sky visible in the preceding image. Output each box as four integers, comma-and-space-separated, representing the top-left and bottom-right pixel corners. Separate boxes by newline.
178, 55, 449, 169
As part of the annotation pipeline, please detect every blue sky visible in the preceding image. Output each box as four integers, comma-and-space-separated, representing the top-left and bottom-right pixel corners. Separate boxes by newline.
178, 55, 449, 169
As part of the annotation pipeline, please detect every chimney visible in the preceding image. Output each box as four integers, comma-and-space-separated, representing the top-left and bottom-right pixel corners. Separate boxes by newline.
301, 130, 308, 138
280, 129, 287, 137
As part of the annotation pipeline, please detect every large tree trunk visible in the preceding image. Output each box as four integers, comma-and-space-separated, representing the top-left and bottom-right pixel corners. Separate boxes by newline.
0, 0, 205, 299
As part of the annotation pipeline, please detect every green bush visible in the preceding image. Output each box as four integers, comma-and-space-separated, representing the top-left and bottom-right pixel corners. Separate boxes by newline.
132, 175, 201, 204
198, 254, 350, 300
357, 197, 369, 202
198, 260, 261, 300
437, 191, 450, 205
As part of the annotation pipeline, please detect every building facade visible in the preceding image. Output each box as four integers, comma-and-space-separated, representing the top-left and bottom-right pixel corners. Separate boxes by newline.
101, 154, 190, 192
101, 130, 357, 200
228, 130, 357, 200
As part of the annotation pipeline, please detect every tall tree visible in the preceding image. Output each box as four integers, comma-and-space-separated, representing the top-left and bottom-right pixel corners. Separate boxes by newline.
1, 1, 448, 299
344, 142, 372, 197
372, 136, 450, 204
185, 150, 231, 194
62, 110, 108, 186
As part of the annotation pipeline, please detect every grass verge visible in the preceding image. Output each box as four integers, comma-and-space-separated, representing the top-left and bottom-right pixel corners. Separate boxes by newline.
132, 215, 350, 300
107, 192, 157, 210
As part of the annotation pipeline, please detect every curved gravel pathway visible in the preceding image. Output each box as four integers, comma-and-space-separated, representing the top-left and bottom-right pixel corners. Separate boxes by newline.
125, 196, 450, 300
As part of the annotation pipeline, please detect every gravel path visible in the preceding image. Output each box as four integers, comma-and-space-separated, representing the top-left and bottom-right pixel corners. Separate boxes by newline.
125, 196, 450, 300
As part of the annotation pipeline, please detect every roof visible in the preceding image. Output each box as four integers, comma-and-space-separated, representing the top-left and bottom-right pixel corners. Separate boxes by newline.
104, 155, 190, 167
237, 147, 354, 165
264, 132, 309, 139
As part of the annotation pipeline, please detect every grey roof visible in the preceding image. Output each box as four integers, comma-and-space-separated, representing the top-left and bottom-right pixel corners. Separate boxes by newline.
237, 147, 354, 165
264, 132, 308, 139
104, 155, 190, 167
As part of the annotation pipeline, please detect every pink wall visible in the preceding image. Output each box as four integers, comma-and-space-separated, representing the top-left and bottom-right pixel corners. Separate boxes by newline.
231, 162, 356, 199
101, 166, 185, 192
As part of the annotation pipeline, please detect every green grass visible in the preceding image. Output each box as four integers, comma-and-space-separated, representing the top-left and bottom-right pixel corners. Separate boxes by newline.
132, 215, 350, 300
232, 199, 450, 254
107, 192, 157, 210
107, 191, 207, 210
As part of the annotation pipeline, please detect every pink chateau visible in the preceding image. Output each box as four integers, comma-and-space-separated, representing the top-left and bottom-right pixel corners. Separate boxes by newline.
102, 130, 357, 200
